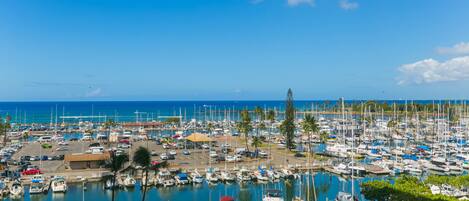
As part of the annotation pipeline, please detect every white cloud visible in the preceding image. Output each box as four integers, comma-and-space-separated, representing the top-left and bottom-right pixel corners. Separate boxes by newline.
85, 87, 103, 97
339, 0, 358, 10
436, 42, 469, 55
287, 0, 314, 7
397, 56, 469, 85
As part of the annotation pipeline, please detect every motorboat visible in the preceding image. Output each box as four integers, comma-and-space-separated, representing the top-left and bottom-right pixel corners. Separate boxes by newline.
51, 177, 67, 193
205, 168, 219, 183
236, 168, 252, 182
219, 171, 236, 182
263, 189, 284, 201
30, 175, 47, 194
122, 174, 136, 188
9, 180, 23, 197
175, 173, 190, 185
335, 192, 353, 201
190, 170, 204, 184
157, 170, 175, 187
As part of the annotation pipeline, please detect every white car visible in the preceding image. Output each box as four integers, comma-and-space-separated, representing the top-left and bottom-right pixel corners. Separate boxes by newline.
58, 141, 69, 146
160, 153, 169, 160
202, 144, 210, 149
118, 143, 131, 149
225, 155, 236, 162
169, 150, 177, 155
259, 151, 268, 158
209, 151, 218, 158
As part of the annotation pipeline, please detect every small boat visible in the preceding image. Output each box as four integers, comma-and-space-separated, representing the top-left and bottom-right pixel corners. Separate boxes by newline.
236, 168, 252, 182
141, 174, 153, 187
122, 175, 136, 188
104, 178, 120, 189
333, 163, 351, 175
51, 177, 67, 193
175, 173, 190, 185
266, 169, 281, 181
263, 189, 284, 201
335, 191, 354, 201
157, 170, 175, 187
205, 168, 219, 183
30, 175, 48, 194
254, 168, 269, 182
280, 168, 294, 179
220, 171, 236, 182
9, 180, 23, 197
0, 181, 9, 197
190, 170, 204, 184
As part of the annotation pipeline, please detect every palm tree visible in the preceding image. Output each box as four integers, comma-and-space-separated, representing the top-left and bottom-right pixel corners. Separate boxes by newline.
251, 136, 262, 156
300, 113, 319, 201
0, 116, 11, 147
301, 114, 319, 155
236, 109, 252, 151
104, 119, 117, 147
107, 152, 129, 201
133, 146, 151, 201
266, 110, 276, 164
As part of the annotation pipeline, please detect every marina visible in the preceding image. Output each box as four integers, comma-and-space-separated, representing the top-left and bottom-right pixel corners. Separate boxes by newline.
1, 100, 469, 200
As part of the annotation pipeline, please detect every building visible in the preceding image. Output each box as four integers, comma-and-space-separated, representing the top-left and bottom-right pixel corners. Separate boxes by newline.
64, 152, 110, 170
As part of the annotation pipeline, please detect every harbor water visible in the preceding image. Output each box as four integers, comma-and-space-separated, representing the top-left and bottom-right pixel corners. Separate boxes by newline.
14, 173, 386, 201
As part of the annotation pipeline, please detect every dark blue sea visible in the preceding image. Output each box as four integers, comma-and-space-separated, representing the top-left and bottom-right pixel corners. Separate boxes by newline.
0, 100, 443, 124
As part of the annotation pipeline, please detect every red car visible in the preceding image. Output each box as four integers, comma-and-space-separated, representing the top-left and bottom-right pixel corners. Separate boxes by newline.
22, 168, 42, 175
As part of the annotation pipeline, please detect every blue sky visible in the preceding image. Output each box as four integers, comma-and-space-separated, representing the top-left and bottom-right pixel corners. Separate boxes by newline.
1, 0, 469, 101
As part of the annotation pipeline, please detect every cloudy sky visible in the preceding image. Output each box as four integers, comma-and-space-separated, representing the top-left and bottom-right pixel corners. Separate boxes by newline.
1, 0, 469, 101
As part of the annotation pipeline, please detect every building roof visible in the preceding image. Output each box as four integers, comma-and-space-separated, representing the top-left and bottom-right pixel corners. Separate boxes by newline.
185, 133, 214, 142
64, 152, 110, 162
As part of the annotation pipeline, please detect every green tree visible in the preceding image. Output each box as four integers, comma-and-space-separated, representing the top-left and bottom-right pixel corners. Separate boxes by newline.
251, 136, 262, 155
281, 89, 296, 150
106, 152, 129, 201
133, 146, 151, 201
301, 113, 319, 154
266, 110, 276, 162
0, 116, 11, 146
237, 109, 253, 151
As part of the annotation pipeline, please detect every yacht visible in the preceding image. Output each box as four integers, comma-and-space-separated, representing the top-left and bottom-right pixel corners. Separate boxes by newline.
141, 174, 151, 186
9, 180, 23, 197
205, 168, 219, 183
175, 173, 190, 185
51, 177, 67, 193
190, 170, 204, 184
30, 175, 47, 194
219, 171, 236, 182
333, 163, 351, 175
335, 192, 354, 201
122, 175, 136, 188
236, 168, 252, 182
254, 168, 269, 182
263, 189, 284, 201
157, 170, 175, 187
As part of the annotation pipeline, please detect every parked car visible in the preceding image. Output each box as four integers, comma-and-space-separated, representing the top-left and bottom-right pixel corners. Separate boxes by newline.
151, 151, 159, 156
209, 151, 218, 158
160, 153, 169, 160
22, 168, 42, 175
169, 150, 177, 155
294, 152, 306, 157
182, 150, 190, 155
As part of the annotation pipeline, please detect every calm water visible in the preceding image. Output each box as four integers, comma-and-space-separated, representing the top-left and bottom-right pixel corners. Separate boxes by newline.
11, 172, 387, 201
0, 100, 441, 124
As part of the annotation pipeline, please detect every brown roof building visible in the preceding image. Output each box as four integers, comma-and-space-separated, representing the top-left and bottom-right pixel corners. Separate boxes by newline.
64, 152, 110, 170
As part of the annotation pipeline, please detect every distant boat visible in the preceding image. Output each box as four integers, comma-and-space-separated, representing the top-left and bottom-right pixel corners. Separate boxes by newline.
263, 189, 284, 201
